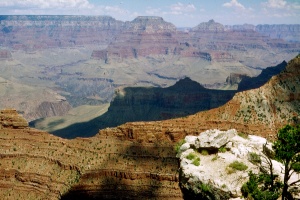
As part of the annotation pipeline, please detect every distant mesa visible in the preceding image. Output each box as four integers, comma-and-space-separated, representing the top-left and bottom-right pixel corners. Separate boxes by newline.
126, 16, 177, 33
192, 19, 225, 32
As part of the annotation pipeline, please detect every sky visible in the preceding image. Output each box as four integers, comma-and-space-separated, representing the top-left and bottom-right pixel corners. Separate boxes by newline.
0, 0, 299, 27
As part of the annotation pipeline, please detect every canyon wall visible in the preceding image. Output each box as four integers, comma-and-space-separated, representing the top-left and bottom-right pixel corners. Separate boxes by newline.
0, 109, 182, 199
0, 15, 124, 50
0, 55, 299, 199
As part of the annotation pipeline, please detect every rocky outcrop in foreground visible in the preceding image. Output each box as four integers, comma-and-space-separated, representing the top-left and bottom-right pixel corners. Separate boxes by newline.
177, 129, 299, 199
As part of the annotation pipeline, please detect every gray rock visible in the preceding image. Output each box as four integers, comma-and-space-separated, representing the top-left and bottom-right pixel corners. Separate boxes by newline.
195, 129, 237, 149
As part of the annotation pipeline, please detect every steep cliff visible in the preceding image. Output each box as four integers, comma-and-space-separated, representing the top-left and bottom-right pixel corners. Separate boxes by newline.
256, 24, 300, 42
0, 109, 182, 199
0, 15, 124, 49
94, 16, 179, 61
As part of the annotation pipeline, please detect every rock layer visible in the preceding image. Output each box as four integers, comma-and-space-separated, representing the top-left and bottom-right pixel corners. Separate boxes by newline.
0, 110, 182, 199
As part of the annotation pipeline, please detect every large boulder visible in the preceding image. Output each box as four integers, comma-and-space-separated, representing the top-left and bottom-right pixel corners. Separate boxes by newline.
177, 129, 299, 200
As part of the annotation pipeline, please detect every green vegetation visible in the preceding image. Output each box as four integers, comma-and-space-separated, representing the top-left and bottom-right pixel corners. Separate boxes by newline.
238, 132, 248, 139
229, 161, 248, 171
241, 171, 282, 200
242, 125, 300, 200
273, 125, 300, 199
174, 139, 186, 153
192, 157, 200, 166
196, 183, 211, 192
186, 152, 197, 160
218, 147, 226, 153
248, 152, 261, 164
200, 149, 209, 155
212, 155, 218, 161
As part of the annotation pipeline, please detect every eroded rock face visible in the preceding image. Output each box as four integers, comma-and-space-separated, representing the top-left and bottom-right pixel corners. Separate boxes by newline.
0, 109, 28, 129
0, 109, 182, 200
177, 129, 299, 199
255, 24, 300, 42
0, 15, 124, 50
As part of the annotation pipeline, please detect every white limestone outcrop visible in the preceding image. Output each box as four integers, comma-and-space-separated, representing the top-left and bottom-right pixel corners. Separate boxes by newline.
177, 129, 293, 200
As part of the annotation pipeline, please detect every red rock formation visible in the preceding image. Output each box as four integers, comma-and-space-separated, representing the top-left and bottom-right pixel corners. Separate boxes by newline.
0, 109, 28, 129
0, 109, 182, 199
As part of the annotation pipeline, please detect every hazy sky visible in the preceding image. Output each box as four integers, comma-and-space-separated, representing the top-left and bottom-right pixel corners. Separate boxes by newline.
0, 0, 299, 27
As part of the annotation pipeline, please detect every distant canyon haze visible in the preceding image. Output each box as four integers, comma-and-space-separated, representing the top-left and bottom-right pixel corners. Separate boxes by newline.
0, 15, 299, 124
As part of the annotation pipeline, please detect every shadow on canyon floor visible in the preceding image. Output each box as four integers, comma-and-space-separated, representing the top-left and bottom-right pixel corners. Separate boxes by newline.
32, 61, 287, 139
36, 77, 237, 138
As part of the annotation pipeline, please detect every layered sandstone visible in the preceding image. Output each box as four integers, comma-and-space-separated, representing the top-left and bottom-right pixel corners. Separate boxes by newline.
92, 18, 299, 69
0, 15, 124, 50
0, 110, 182, 199
256, 24, 300, 42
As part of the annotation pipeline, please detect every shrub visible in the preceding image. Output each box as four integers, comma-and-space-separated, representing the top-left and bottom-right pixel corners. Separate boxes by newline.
238, 132, 248, 139
200, 149, 209, 155
229, 161, 248, 171
241, 171, 282, 200
212, 155, 218, 161
192, 157, 200, 166
174, 139, 186, 153
186, 152, 197, 160
226, 166, 236, 174
249, 152, 261, 164
199, 183, 211, 192
218, 147, 227, 153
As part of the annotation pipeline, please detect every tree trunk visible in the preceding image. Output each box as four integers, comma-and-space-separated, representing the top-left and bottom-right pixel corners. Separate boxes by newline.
282, 162, 290, 200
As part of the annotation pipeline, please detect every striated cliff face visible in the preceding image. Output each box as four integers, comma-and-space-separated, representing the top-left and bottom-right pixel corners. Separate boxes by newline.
92, 18, 300, 69
92, 16, 179, 61
0, 109, 182, 199
0, 15, 124, 50
256, 24, 300, 42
